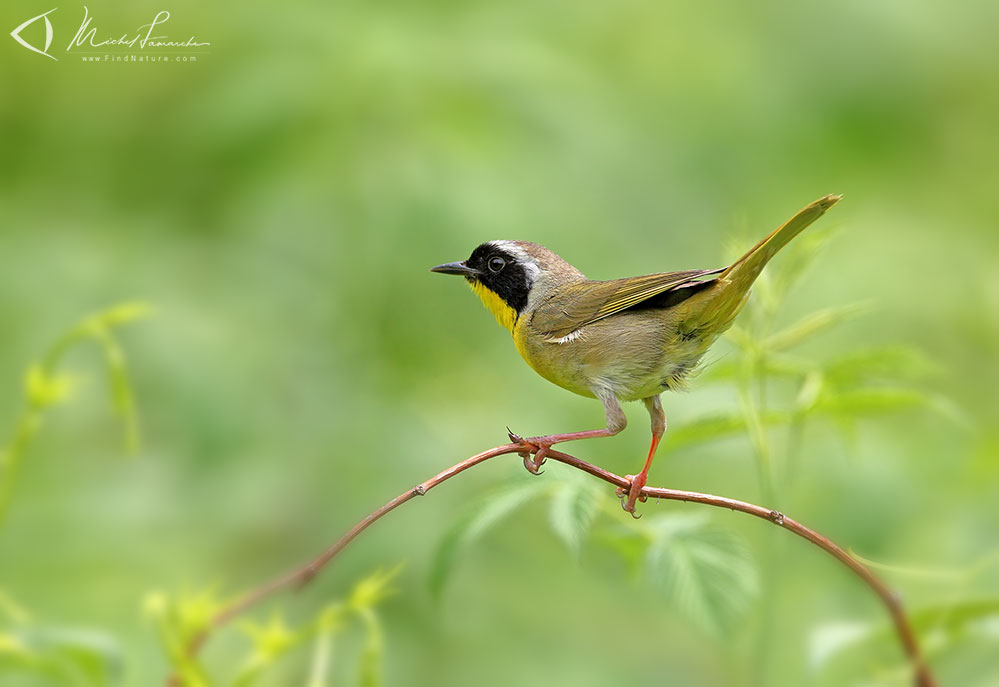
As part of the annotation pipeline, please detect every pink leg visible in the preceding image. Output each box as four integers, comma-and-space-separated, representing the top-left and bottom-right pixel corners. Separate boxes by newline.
619, 395, 666, 517
620, 432, 662, 516
508, 428, 618, 475
509, 389, 627, 476
521, 428, 619, 446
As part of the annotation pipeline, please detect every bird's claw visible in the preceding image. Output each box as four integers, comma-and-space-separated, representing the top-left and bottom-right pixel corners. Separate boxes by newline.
522, 447, 547, 475
623, 503, 642, 519
509, 427, 549, 476
618, 474, 648, 518
506, 426, 524, 445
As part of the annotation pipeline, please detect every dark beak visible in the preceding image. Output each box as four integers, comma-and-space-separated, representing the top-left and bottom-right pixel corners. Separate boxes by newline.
430, 261, 480, 277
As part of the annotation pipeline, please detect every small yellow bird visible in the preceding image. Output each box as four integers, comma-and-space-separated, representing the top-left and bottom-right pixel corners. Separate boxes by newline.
432, 195, 840, 515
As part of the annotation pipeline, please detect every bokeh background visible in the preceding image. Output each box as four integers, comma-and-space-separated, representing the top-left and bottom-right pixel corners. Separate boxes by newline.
1, 0, 997, 685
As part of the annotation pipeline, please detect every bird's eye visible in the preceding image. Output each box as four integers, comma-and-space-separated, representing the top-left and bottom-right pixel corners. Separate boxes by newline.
488, 256, 506, 272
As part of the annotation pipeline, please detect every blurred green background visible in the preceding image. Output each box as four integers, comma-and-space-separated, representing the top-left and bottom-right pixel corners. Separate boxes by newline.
1, 0, 997, 685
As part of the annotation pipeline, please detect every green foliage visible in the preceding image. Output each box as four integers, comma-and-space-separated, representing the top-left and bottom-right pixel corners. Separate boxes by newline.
642, 514, 759, 637
1, 577, 123, 687
0, 624, 123, 687
0, 302, 148, 523
146, 567, 398, 687
0, 304, 146, 687
808, 552, 999, 684
0, 307, 402, 687
429, 480, 549, 599
429, 472, 760, 636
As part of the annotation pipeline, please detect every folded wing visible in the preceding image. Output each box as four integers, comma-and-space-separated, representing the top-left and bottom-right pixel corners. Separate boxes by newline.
531, 268, 723, 340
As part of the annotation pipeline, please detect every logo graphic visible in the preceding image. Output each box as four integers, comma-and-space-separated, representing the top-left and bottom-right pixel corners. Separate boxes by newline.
10, 8, 58, 60
10, 6, 210, 64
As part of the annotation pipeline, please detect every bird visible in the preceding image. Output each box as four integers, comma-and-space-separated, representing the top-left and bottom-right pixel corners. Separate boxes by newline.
431, 194, 840, 515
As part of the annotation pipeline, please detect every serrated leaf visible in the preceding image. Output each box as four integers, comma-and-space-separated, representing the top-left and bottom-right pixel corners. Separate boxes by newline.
765, 302, 871, 352
428, 480, 547, 599
547, 477, 602, 556
643, 513, 759, 637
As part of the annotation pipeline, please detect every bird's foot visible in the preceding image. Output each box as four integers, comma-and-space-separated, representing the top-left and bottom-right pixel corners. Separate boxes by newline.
507, 427, 550, 476
616, 474, 649, 519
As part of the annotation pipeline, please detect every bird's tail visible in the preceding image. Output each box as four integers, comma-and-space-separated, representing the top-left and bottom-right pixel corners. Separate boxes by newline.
682, 194, 841, 334
718, 193, 841, 289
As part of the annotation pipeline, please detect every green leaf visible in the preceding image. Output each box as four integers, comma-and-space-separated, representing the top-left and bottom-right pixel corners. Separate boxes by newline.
663, 411, 793, 451
823, 346, 940, 386
428, 480, 547, 599
765, 302, 872, 352
697, 353, 813, 384
24, 365, 76, 410
234, 612, 303, 687
909, 598, 999, 635
815, 387, 958, 421
6, 626, 124, 687
547, 475, 602, 556
1, 303, 149, 523
810, 599, 999, 679
643, 513, 759, 637
347, 566, 400, 613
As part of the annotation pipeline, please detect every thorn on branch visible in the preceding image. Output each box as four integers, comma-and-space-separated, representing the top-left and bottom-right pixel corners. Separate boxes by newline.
768, 510, 785, 525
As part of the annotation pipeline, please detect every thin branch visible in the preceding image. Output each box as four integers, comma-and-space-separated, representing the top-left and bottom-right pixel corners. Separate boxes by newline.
179, 443, 936, 687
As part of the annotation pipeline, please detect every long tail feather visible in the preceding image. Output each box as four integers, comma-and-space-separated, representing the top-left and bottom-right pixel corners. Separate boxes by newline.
719, 194, 841, 290
680, 194, 841, 335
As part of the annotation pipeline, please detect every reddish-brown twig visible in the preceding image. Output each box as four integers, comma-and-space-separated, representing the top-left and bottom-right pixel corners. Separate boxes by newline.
179, 443, 936, 687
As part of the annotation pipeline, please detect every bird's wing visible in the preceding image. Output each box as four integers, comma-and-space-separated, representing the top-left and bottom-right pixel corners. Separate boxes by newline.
530, 268, 723, 340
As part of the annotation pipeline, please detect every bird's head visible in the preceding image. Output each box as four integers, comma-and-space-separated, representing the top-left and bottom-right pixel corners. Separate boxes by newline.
431, 240, 584, 333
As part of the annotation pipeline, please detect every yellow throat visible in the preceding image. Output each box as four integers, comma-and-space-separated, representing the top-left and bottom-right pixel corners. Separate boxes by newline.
470, 280, 519, 334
